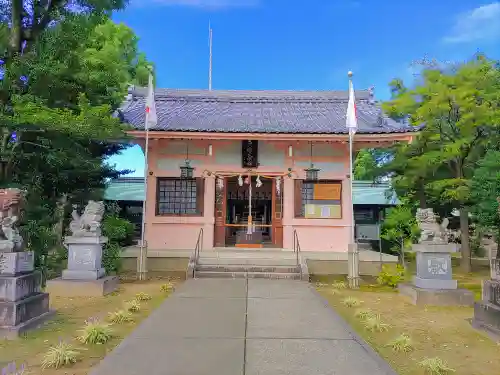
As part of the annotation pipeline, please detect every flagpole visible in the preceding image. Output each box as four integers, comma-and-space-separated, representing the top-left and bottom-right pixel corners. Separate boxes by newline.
138, 68, 153, 281
347, 71, 359, 289
208, 22, 213, 90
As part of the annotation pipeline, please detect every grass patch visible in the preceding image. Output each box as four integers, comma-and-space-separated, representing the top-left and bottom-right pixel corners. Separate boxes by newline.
363, 314, 390, 332
341, 296, 362, 307
41, 341, 80, 369
316, 266, 500, 375
0, 279, 178, 375
77, 319, 113, 345
419, 357, 455, 374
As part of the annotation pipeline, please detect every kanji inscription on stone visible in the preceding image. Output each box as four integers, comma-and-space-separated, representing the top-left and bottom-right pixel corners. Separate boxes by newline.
427, 257, 448, 275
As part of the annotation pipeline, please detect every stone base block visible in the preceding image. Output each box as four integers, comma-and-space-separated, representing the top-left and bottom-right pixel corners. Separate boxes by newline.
0, 292, 50, 327
46, 276, 119, 297
414, 276, 457, 290
472, 301, 500, 339
0, 251, 35, 275
0, 310, 55, 340
62, 268, 105, 280
398, 283, 474, 306
0, 272, 41, 302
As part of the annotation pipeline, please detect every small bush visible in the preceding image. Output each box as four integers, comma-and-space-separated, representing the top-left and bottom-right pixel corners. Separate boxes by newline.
331, 281, 347, 289
1, 362, 26, 374
363, 315, 390, 332
108, 310, 133, 324
125, 299, 141, 313
386, 334, 413, 353
77, 318, 113, 344
135, 292, 152, 301
377, 264, 405, 288
419, 357, 455, 375
342, 296, 361, 308
354, 308, 374, 320
41, 341, 79, 369
160, 282, 174, 293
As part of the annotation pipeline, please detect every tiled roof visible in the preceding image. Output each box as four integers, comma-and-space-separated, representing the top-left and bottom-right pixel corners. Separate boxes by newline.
117, 87, 415, 134
104, 178, 399, 205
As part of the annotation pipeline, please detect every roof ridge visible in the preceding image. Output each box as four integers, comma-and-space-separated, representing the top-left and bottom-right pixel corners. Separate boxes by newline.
128, 87, 374, 101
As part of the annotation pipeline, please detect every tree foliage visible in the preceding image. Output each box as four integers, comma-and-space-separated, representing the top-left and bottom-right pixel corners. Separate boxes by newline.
381, 55, 500, 271
0, 2, 149, 275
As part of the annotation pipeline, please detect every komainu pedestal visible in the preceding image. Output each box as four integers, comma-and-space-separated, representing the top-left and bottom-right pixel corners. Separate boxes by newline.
0, 189, 53, 339
46, 201, 118, 297
398, 208, 474, 306
473, 258, 500, 338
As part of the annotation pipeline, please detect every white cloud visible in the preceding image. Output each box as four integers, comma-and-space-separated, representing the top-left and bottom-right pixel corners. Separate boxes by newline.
443, 2, 500, 43
143, 0, 259, 9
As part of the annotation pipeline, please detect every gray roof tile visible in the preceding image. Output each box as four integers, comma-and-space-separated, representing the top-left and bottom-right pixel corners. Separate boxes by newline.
117, 88, 414, 134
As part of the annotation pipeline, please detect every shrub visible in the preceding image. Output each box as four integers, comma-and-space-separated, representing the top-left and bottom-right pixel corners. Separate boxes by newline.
125, 299, 141, 313
160, 282, 174, 293
331, 281, 347, 289
419, 357, 455, 375
354, 308, 374, 320
108, 310, 133, 324
77, 318, 113, 344
363, 315, 390, 332
377, 264, 405, 288
341, 296, 361, 308
135, 292, 152, 301
41, 341, 79, 369
386, 334, 413, 353
102, 214, 135, 247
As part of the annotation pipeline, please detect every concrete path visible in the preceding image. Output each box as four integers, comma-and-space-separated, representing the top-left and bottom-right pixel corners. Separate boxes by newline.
90, 279, 396, 375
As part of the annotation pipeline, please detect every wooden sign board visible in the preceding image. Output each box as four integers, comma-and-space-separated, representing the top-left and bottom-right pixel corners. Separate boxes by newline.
313, 183, 341, 200
242, 140, 259, 168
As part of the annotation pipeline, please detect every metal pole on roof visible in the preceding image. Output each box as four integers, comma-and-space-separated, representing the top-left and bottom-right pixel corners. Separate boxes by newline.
208, 22, 213, 90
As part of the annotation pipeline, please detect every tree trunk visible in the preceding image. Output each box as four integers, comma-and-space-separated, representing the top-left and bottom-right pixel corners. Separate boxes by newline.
459, 207, 472, 273
10, 0, 24, 55
53, 194, 68, 248
417, 185, 427, 209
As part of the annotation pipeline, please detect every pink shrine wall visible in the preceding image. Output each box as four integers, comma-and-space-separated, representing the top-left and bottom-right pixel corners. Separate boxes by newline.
142, 138, 353, 252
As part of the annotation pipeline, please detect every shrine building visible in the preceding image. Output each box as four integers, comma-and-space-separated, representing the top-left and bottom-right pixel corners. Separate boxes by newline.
116, 87, 414, 254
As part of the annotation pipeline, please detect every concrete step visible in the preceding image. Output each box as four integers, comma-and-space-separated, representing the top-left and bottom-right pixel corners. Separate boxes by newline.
195, 271, 301, 280
197, 257, 298, 266
195, 265, 300, 273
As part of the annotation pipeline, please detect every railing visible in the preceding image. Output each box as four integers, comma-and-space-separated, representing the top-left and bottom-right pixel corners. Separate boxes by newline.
192, 228, 204, 278
293, 229, 302, 279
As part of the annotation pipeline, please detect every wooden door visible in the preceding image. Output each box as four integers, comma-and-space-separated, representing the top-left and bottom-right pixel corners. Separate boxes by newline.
214, 177, 227, 247
272, 178, 284, 248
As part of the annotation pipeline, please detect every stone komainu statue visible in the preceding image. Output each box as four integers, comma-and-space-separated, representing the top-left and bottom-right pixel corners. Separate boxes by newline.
415, 208, 449, 244
69, 200, 105, 237
0, 188, 24, 252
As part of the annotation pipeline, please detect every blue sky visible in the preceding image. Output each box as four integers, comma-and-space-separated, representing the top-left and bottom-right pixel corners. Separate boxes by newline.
108, 0, 500, 177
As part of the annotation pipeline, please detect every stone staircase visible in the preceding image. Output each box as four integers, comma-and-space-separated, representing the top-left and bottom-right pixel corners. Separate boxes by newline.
193, 249, 306, 280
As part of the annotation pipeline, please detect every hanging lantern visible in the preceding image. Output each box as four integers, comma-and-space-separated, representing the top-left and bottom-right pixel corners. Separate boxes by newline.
304, 163, 320, 181
238, 175, 243, 186
180, 159, 194, 179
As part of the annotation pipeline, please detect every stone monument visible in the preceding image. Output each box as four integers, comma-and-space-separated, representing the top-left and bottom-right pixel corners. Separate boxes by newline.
472, 198, 500, 338
0, 188, 53, 339
398, 208, 474, 306
46, 201, 118, 297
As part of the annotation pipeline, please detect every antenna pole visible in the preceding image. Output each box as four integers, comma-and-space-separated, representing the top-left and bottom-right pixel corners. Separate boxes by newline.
208, 22, 213, 90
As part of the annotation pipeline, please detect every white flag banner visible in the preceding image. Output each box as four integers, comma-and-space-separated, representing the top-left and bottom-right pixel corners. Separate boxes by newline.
346, 79, 357, 134
145, 73, 157, 130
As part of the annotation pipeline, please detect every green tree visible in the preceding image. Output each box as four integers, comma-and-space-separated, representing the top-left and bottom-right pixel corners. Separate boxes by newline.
470, 149, 500, 257
0, 8, 150, 272
380, 204, 420, 268
382, 55, 500, 272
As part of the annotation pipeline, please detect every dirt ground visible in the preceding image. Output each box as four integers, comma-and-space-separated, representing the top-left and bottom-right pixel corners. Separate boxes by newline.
317, 265, 500, 375
0, 277, 180, 375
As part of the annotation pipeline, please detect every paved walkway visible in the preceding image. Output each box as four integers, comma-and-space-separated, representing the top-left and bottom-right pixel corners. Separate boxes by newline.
90, 279, 396, 375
